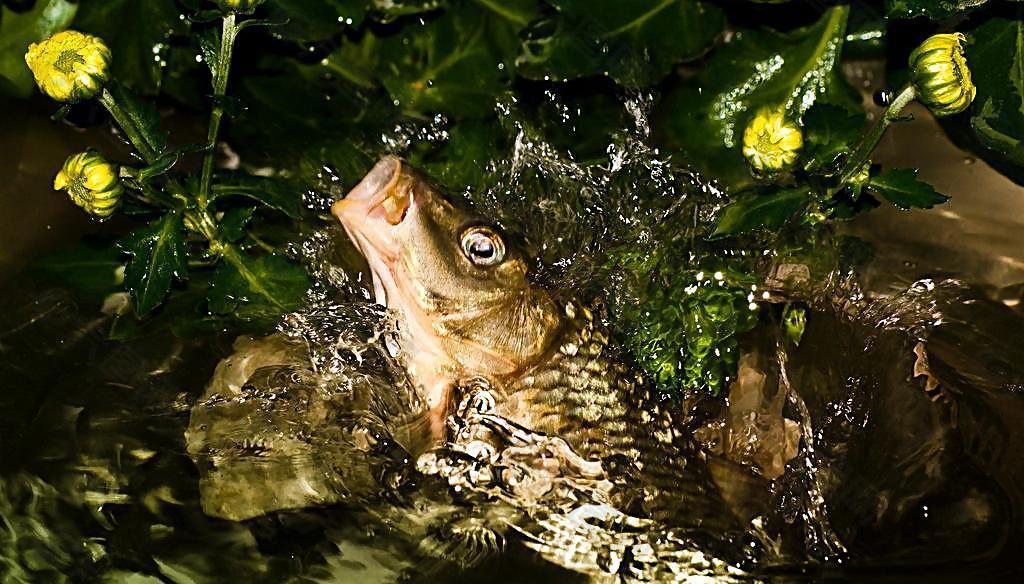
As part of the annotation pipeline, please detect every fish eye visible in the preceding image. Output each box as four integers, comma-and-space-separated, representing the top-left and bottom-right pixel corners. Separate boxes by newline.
460, 226, 505, 267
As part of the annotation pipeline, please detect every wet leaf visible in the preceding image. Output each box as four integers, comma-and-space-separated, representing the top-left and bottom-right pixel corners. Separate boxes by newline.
30, 241, 123, 304
374, 0, 539, 117
106, 82, 169, 155
219, 207, 257, 242
885, 0, 998, 19
264, 0, 367, 40
517, 0, 724, 87
711, 187, 810, 237
659, 6, 857, 190
0, 0, 77, 98
802, 103, 866, 175
119, 212, 188, 314
867, 168, 949, 209
207, 251, 308, 323
210, 175, 303, 219
73, 0, 185, 95
964, 16, 1024, 182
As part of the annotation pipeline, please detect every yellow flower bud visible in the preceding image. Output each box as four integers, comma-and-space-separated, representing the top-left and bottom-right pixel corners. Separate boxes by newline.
54, 151, 123, 219
908, 33, 976, 117
215, 0, 264, 14
741, 107, 803, 175
24, 30, 112, 103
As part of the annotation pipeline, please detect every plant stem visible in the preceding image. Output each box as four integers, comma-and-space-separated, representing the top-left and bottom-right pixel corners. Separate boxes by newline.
98, 88, 157, 164
198, 13, 238, 210
833, 84, 917, 190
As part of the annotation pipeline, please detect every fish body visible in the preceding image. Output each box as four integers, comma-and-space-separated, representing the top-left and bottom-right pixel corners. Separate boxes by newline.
332, 156, 683, 461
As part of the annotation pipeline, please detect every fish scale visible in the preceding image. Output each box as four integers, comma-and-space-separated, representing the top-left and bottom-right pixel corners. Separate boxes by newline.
490, 298, 743, 532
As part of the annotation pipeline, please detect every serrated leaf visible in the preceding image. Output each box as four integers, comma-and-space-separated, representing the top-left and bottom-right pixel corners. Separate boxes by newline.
963, 16, 1024, 183
517, 0, 723, 87
197, 26, 221, 77
802, 103, 865, 175
73, 0, 185, 95
867, 168, 949, 210
219, 207, 257, 242
106, 82, 169, 155
119, 212, 188, 314
138, 144, 207, 182
373, 0, 539, 117
208, 251, 308, 323
711, 187, 809, 238
659, 6, 858, 190
0, 0, 77, 98
210, 175, 303, 219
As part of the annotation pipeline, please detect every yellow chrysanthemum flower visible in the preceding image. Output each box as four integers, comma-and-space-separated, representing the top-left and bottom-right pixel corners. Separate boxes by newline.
909, 33, 976, 117
24, 30, 111, 103
215, 0, 265, 14
741, 107, 803, 175
54, 151, 123, 218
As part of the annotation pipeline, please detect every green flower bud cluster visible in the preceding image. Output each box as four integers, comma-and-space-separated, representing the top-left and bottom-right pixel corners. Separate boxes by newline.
53, 151, 123, 218
909, 33, 976, 117
24, 30, 111, 103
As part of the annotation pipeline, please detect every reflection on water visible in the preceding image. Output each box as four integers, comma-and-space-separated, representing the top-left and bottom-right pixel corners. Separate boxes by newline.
3, 92, 1024, 582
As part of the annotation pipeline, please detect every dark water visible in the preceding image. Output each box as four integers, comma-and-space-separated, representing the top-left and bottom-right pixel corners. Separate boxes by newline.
3, 92, 1024, 582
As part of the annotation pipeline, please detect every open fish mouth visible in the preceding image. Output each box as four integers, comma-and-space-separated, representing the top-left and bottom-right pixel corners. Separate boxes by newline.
331, 156, 412, 307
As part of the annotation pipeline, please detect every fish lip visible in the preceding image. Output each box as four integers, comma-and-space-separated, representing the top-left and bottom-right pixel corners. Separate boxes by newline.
332, 156, 411, 307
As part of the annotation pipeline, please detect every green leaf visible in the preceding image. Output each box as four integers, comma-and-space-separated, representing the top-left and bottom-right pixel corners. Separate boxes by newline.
119, 212, 188, 314
138, 144, 207, 182
196, 26, 221, 77
73, 0, 186, 95
964, 16, 1024, 182
210, 175, 303, 219
711, 187, 810, 238
29, 241, 123, 304
659, 6, 857, 190
517, 0, 723, 87
208, 251, 308, 323
219, 207, 257, 242
373, 0, 540, 117
885, 0, 997, 19
106, 82, 169, 155
264, 0, 367, 41
867, 168, 949, 210
0, 0, 77, 98
802, 103, 865, 174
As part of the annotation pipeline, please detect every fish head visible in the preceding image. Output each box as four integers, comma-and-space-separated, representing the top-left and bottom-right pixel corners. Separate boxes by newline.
332, 156, 563, 383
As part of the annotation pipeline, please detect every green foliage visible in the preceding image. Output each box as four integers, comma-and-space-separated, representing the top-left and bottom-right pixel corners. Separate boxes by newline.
609, 251, 758, 395
30, 241, 123, 304
120, 212, 188, 314
0, 0, 76, 97
376, 0, 526, 117
105, 82, 169, 154
14, 0, 1020, 390
659, 6, 858, 190
74, 0, 186, 95
964, 15, 1024, 180
208, 251, 308, 323
867, 168, 950, 210
518, 0, 724, 86
885, 0, 997, 19
712, 187, 810, 238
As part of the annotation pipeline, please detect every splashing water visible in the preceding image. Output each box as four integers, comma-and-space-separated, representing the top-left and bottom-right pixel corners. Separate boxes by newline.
3, 93, 1024, 582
